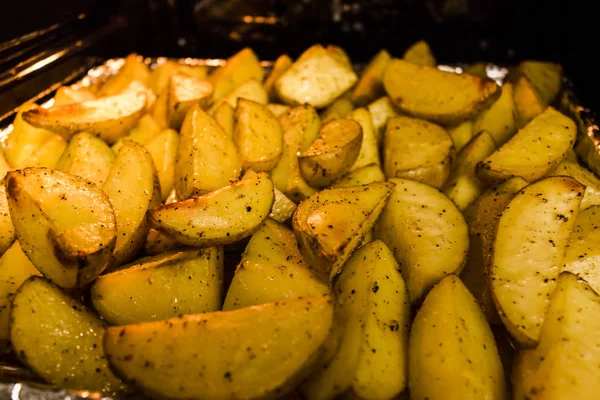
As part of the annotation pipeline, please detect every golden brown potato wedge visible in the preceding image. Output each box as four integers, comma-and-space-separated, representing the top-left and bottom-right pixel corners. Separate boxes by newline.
208, 47, 265, 102
299, 119, 363, 187
150, 170, 274, 247
303, 240, 409, 400
474, 82, 517, 146
383, 116, 454, 188
100, 53, 150, 96
321, 98, 355, 122
234, 98, 283, 171
270, 105, 320, 202
409, 275, 507, 400
513, 272, 600, 400
144, 129, 179, 201
53, 85, 96, 106
347, 108, 380, 171
103, 141, 161, 267
490, 176, 583, 346
4, 103, 53, 167
123, 80, 157, 111
276, 44, 358, 109
366, 96, 400, 145
0, 184, 15, 255
144, 227, 180, 256
269, 189, 297, 223
562, 206, 600, 294
148, 60, 208, 95
0, 154, 9, 180
56, 132, 115, 187
443, 131, 497, 211
332, 163, 385, 188
151, 89, 168, 129
266, 103, 290, 118
550, 159, 600, 209
383, 59, 499, 125
174, 104, 241, 199
326, 45, 353, 69
265, 54, 292, 101
11, 277, 125, 395
22, 91, 147, 144
91, 247, 223, 325
105, 295, 333, 400
403, 40, 436, 66
17, 133, 67, 169
223, 219, 328, 310
7, 168, 117, 288
293, 182, 395, 281
0, 241, 40, 348
518, 61, 563, 106
513, 76, 545, 128
477, 107, 576, 184
208, 78, 268, 114
212, 101, 235, 137
374, 178, 469, 302
112, 113, 162, 154
461, 177, 529, 325
350, 50, 391, 106
167, 74, 213, 129
448, 120, 474, 153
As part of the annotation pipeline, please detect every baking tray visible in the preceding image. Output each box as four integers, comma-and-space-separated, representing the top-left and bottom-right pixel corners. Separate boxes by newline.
0, 56, 598, 400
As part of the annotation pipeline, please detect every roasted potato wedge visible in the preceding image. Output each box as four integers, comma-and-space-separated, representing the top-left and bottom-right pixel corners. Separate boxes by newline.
383, 116, 454, 188
293, 182, 394, 281
0, 183, 16, 255
174, 104, 241, 199
144, 227, 180, 256
266, 103, 290, 118
367, 96, 400, 145
299, 119, 363, 187
213, 101, 235, 137
123, 80, 156, 112
103, 141, 161, 267
100, 53, 150, 96
265, 54, 292, 101
321, 98, 355, 122
114, 113, 162, 151
234, 98, 283, 172
148, 60, 208, 95
4, 103, 53, 167
513, 76, 545, 128
270, 105, 320, 202
167, 74, 213, 129
374, 178, 469, 302
208, 47, 265, 102
474, 82, 517, 146
0, 154, 9, 180
332, 163, 385, 188
209, 78, 268, 113
490, 176, 583, 346
275, 44, 358, 109
56, 132, 115, 187
144, 129, 179, 201
403, 40, 436, 66
518, 61, 563, 106
91, 247, 223, 325
0, 241, 40, 348
17, 133, 67, 169
383, 59, 499, 125
223, 219, 328, 310
513, 272, 600, 400
105, 295, 333, 400
11, 277, 125, 394
326, 45, 353, 69
150, 170, 274, 247
350, 50, 391, 106
347, 108, 380, 171
22, 91, 147, 144
477, 107, 576, 183
443, 131, 497, 211
550, 159, 600, 209
562, 206, 600, 294
461, 177, 529, 324
303, 240, 409, 400
7, 168, 117, 288
53, 85, 96, 106
151, 89, 168, 129
269, 189, 297, 223
448, 120, 474, 153
409, 275, 507, 400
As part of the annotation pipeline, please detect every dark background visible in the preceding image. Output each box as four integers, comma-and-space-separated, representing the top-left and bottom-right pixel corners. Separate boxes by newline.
0, 0, 597, 113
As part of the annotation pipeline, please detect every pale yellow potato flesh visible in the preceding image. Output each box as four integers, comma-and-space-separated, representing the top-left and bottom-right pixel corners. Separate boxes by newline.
477, 107, 576, 183
112, 114, 162, 153
519, 60, 563, 106
409, 275, 507, 400
550, 159, 600, 209
208, 47, 265, 102
174, 104, 241, 199
266, 103, 291, 118
367, 96, 400, 145
490, 176, 583, 346
0, 183, 16, 255
513, 76, 545, 128
293, 182, 395, 282
212, 101, 235, 137
374, 178, 469, 302
91, 247, 223, 325
347, 108, 380, 171
123, 80, 156, 112
105, 295, 333, 400
17, 134, 67, 169
276, 45, 358, 109
11, 277, 125, 395
0, 153, 9, 181
100, 53, 150, 96
448, 120, 474, 153
269, 189, 297, 223
383, 116, 454, 188
56, 132, 116, 187
474, 82, 517, 146
223, 219, 328, 310
53, 86, 96, 106
383, 59, 499, 125
331, 163, 385, 188
209, 79, 268, 113
563, 206, 600, 294
148, 60, 208, 95
6, 168, 117, 288
4, 103, 53, 167
22, 91, 147, 144
167, 74, 213, 129
403, 40, 436, 66
513, 273, 600, 400
234, 99, 283, 172
144, 129, 179, 201
265, 54, 293, 101
350, 49, 391, 106
321, 98, 355, 122
150, 171, 274, 247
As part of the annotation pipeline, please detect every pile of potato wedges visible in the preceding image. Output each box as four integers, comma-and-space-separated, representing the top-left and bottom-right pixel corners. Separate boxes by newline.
1, 41, 599, 400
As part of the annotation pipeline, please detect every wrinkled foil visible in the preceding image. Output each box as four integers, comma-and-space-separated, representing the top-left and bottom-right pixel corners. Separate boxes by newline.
0, 57, 594, 400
